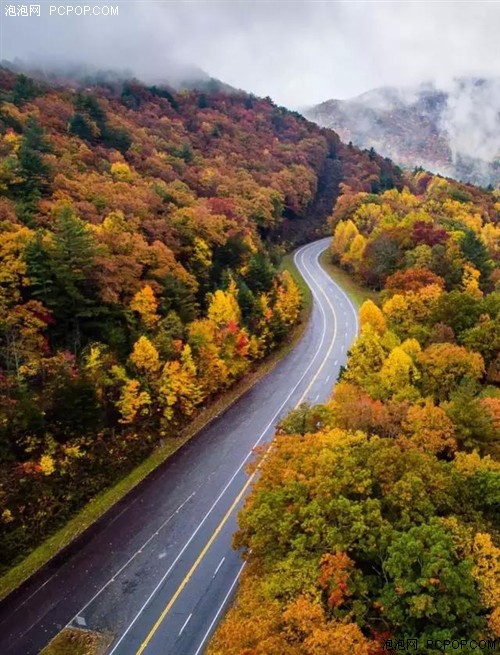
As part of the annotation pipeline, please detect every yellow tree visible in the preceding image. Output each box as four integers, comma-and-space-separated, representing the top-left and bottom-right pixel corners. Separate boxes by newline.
343, 233, 366, 269
461, 263, 483, 298
0, 224, 34, 310
0, 300, 48, 379
331, 219, 359, 261
481, 223, 500, 260
398, 400, 457, 455
208, 587, 372, 655
282, 595, 372, 655
110, 161, 134, 182
418, 343, 485, 400
191, 236, 213, 285
0, 131, 24, 192
188, 318, 228, 394
130, 285, 160, 331
343, 324, 390, 396
207, 279, 241, 328
359, 299, 386, 335
400, 337, 421, 359
379, 345, 420, 400
382, 285, 442, 339
158, 344, 203, 423
129, 335, 161, 376
112, 365, 151, 424
275, 271, 302, 326
471, 533, 500, 637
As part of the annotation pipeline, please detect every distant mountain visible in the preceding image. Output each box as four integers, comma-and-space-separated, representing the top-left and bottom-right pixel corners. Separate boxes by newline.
305, 78, 500, 187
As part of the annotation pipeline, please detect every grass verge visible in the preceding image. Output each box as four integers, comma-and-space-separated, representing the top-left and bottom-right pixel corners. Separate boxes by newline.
0, 251, 313, 602
319, 249, 378, 308
40, 628, 112, 655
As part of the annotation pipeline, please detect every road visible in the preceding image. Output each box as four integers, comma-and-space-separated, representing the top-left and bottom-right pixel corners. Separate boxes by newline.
0, 237, 359, 655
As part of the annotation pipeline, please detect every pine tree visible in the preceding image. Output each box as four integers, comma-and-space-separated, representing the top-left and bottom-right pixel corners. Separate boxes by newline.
16, 117, 51, 200
27, 206, 99, 349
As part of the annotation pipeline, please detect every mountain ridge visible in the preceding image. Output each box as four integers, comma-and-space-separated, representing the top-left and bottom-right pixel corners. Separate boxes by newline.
305, 77, 500, 187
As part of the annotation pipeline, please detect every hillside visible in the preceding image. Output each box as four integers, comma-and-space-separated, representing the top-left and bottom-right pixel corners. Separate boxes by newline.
0, 58, 241, 96
305, 77, 500, 188
209, 174, 500, 654
0, 67, 405, 572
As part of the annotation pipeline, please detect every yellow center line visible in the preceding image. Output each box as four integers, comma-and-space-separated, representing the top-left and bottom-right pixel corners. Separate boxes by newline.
135, 242, 338, 654
135, 468, 257, 654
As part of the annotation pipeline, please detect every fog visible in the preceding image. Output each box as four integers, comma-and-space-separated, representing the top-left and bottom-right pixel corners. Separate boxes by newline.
442, 77, 500, 165
2, 0, 499, 108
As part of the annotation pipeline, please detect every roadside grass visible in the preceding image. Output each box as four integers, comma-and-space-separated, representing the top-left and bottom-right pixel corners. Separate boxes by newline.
0, 251, 313, 602
40, 628, 112, 655
319, 249, 378, 308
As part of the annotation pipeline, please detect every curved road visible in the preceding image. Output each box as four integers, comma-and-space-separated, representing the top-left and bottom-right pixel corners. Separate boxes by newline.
0, 238, 359, 655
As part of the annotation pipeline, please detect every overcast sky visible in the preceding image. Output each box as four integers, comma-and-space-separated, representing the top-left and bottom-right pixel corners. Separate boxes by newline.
2, 0, 500, 107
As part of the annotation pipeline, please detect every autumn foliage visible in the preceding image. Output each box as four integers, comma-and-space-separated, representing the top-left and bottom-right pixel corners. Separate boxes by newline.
209, 176, 500, 653
0, 68, 405, 571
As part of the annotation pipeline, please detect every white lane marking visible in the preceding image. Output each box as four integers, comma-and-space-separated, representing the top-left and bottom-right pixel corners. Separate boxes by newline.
190, 239, 360, 651
294, 244, 338, 404
326, 373, 332, 383
341, 345, 345, 353
107, 242, 338, 655
1, 477, 150, 625
193, 562, 246, 655
158, 552, 167, 560
317, 241, 360, 337
314, 393, 320, 402
4, 576, 55, 619
178, 613, 192, 636
334, 359, 338, 366
68, 492, 196, 626
75, 615, 86, 627
213, 557, 225, 578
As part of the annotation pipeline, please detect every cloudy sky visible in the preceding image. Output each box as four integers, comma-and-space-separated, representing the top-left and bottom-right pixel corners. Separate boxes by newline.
2, 0, 500, 107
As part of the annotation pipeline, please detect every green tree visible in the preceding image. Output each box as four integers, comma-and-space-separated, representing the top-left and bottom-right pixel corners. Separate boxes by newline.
381, 520, 485, 643
68, 113, 95, 142
460, 230, 493, 287
11, 74, 41, 106
245, 252, 276, 294
432, 291, 483, 340
15, 116, 52, 204
443, 381, 496, 452
26, 206, 100, 349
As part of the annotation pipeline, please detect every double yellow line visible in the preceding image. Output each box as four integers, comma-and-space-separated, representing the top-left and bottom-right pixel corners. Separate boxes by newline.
135, 242, 341, 654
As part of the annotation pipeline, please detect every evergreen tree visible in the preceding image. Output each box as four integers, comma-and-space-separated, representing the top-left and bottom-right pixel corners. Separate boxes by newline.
16, 116, 51, 199
460, 230, 493, 286
236, 280, 256, 325
160, 275, 198, 324
245, 253, 276, 294
11, 74, 41, 106
26, 206, 100, 349
24, 231, 55, 306
68, 113, 95, 142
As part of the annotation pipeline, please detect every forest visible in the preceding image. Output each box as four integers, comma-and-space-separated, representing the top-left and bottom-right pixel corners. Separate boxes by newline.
0, 68, 404, 572
208, 175, 500, 654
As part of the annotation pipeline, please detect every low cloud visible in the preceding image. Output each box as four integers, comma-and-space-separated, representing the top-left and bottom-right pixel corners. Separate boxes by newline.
2, 1, 499, 108
441, 78, 500, 164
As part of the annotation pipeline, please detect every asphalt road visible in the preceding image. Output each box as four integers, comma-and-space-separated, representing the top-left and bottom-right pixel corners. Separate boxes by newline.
0, 238, 359, 655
